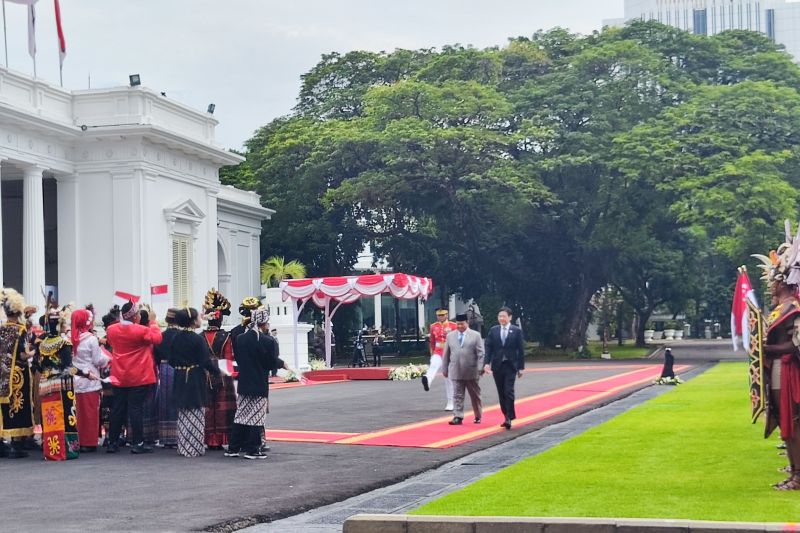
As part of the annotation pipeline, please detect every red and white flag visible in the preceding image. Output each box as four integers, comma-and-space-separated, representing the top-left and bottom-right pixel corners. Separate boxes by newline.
53, 0, 65, 67
6, 0, 38, 58
112, 290, 140, 308
731, 269, 758, 351
150, 284, 169, 305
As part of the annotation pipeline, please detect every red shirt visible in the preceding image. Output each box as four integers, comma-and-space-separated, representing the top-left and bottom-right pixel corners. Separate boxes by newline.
106, 322, 162, 387
430, 321, 457, 356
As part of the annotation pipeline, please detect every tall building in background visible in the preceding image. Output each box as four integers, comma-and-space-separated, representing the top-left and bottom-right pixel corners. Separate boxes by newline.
606, 0, 800, 60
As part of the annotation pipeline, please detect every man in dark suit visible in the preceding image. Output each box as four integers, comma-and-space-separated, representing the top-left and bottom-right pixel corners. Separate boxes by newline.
483, 306, 525, 430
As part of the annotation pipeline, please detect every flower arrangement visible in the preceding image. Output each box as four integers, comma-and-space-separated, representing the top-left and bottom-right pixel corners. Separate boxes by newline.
389, 363, 429, 381
283, 369, 300, 383
308, 358, 328, 371
654, 376, 684, 385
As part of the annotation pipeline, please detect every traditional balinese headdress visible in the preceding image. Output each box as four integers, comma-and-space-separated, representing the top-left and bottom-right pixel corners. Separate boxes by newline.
753, 220, 800, 290
203, 288, 231, 320
246, 306, 270, 335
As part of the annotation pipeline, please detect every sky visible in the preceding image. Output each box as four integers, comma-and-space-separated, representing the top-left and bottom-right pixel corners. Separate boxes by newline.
1, 0, 623, 150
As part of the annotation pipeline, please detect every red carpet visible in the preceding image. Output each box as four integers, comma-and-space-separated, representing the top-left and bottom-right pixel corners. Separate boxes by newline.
268, 364, 691, 449
303, 367, 392, 381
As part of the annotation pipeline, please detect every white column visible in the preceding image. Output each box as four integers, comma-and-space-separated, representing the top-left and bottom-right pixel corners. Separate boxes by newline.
23, 166, 45, 309
56, 174, 79, 303
418, 298, 426, 332
0, 159, 5, 286
374, 294, 382, 330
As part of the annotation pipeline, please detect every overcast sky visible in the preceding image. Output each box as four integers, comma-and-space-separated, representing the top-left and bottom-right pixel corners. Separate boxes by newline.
2, 1, 623, 150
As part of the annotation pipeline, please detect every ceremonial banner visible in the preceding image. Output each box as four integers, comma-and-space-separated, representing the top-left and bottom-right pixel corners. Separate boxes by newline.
747, 299, 766, 424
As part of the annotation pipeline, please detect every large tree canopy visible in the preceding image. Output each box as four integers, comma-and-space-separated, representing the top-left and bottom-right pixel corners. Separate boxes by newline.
224, 21, 800, 348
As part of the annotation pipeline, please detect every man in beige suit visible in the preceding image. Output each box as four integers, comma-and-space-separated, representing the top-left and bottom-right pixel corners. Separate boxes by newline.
442, 313, 485, 425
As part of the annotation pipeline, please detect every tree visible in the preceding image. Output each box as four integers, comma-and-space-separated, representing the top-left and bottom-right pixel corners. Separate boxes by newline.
260, 256, 307, 287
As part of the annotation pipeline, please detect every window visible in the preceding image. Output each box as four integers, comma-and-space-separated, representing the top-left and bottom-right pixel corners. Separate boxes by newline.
172, 236, 192, 307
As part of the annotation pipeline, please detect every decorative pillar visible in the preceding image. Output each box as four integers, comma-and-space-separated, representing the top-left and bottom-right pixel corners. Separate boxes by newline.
23, 166, 45, 310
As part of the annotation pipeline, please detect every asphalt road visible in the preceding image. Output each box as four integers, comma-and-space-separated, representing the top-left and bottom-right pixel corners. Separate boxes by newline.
1, 340, 731, 533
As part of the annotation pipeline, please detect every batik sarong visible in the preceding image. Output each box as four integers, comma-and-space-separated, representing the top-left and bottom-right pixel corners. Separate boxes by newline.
156, 363, 177, 446
40, 375, 79, 460
205, 374, 236, 447
177, 407, 205, 457
233, 395, 268, 427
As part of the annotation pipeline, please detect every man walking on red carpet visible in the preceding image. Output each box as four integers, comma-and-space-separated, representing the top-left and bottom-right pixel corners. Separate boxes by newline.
442, 313, 484, 425
484, 306, 525, 430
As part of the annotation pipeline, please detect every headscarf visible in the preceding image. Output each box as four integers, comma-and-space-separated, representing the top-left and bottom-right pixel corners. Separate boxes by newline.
71, 308, 93, 353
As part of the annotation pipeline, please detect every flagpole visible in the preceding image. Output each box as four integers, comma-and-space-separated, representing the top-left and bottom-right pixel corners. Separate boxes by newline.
2, 0, 7, 67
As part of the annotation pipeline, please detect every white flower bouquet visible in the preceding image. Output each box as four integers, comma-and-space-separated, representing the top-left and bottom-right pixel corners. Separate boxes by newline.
389, 363, 429, 381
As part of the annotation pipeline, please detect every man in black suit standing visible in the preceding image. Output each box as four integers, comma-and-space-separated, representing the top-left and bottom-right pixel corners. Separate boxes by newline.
484, 306, 525, 430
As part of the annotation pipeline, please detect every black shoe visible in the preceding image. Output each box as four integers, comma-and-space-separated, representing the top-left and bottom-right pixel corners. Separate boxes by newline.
421, 375, 429, 391
224, 451, 240, 457
500, 420, 511, 430
106, 443, 119, 454
243, 451, 268, 460
130, 443, 154, 454
8, 445, 28, 459
448, 417, 463, 425
0, 441, 8, 458
474, 418, 481, 424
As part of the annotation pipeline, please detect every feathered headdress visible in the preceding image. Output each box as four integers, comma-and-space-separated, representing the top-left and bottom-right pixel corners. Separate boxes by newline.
0, 288, 26, 318
203, 288, 231, 320
753, 220, 800, 288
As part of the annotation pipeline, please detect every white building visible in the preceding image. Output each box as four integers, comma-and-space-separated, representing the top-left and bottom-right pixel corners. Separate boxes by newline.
608, 0, 800, 60
0, 66, 272, 318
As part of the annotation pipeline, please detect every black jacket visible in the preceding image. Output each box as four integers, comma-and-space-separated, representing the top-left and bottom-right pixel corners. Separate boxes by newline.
169, 330, 218, 409
484, 324, 525, 372
154, 327, 179, 364
235, 330, 282, 397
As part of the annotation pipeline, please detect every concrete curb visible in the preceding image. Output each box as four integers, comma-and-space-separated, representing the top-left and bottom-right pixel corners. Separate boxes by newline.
343, 514, 797, 532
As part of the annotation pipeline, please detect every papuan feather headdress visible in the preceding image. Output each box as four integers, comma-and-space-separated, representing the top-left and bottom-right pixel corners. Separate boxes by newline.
752, 220, 800, 288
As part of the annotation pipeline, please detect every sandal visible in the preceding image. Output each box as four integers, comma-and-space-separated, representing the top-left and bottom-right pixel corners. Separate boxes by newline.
774, 475, 800, 491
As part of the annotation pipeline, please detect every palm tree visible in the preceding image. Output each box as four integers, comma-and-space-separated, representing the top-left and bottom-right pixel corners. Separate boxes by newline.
260, 256, 307, 287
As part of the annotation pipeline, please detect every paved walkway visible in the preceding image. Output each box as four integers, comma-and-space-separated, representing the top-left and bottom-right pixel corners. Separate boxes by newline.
238, 364, 711, 533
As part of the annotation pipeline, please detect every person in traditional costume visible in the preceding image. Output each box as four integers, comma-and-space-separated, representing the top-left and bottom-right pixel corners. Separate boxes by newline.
98, 306, 120, 445
35, 305, 82, 460
105, 300, 162, 454
169, 307, 219, 457
421, 307, 457, 411
153, 308, 179, 448
754, 221, 800, 490
0, 289, 34, 458
226, 307, 282, 460
201, 289, 236, 449
230, 297, 262, 354
133, 305, 159, 446
72, 308, 110, 452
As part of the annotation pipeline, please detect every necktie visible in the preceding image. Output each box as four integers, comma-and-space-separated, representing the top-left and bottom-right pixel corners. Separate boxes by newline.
459, 332, 464, 347
501, 327, 507, 344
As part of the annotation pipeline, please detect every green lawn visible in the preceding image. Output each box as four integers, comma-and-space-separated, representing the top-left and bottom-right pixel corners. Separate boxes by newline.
413, 362, 800, 523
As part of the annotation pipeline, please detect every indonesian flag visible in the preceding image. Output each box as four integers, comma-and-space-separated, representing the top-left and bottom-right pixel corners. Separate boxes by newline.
112, 290, 140, 308
150, 284, 169, 305
731, 269, 758, 351
6, 0, 38, 58
53, 0, 65, 67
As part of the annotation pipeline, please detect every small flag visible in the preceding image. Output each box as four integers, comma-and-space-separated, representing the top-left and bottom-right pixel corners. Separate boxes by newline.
53, 0, 65, 67
150, 284, 169, 305
731, 268, 758, 351
6, 1, 39, 58
112, 290, 140, 308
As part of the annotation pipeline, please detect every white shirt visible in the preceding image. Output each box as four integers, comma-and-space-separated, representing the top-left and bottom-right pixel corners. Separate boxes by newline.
73, 332, 111, 394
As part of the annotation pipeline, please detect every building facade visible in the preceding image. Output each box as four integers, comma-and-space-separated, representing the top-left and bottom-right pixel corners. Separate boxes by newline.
0, 66, 272, 318
609, 0, 800, 60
